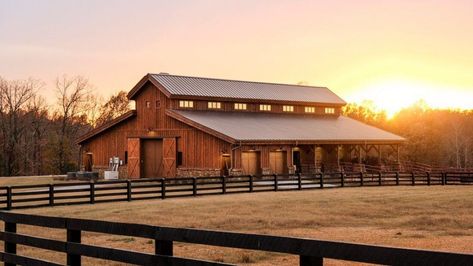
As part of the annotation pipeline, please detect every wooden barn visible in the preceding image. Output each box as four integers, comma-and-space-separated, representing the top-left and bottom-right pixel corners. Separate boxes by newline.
77, 73, 404, 178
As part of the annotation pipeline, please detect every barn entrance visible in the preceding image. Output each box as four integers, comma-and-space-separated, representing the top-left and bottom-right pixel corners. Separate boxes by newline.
269, 151, 288, 174
141, 139, 163, 178
241, 151, 261, 176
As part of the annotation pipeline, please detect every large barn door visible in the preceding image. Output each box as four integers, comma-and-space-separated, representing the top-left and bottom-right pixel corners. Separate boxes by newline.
269, 151, 288, 174
141, 139, 163, 178
162, 138, 176, 178
241, 151, 261, 176
127, 138, 141, 179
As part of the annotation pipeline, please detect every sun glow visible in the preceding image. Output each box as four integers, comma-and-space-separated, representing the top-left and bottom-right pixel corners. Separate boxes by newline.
345, 79, 473, 118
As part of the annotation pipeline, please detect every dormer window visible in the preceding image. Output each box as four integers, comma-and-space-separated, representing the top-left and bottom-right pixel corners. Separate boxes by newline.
234, 103, 247, 110
283, 105, 294, 112
179, 100, 194, 108
304, 106, 315, 113
259, 104, 271, 111
208, 102, 221, 109
325, 107, 335, 114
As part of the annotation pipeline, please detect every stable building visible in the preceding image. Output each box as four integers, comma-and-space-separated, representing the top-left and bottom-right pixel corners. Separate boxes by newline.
77, 73, 404, 178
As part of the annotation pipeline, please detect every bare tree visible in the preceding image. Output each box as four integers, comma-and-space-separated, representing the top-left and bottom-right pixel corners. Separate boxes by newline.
54, 75, 91, 173
95, 90, 130, 126
0, 77, 41, 175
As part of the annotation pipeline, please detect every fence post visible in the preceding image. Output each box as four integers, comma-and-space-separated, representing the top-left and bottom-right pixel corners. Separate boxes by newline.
193, 177, 197, 196
297, 173, 302, 190
4, 221, 17, 266
411, 172, 415, 186
300, 255, 323, 266
427, 172, 431, 186
126, 180, 132, 201
340, 172, 345, 187
161, 178, 166, 199
249, 175, 254, 192
320, 173, 324, 189
273, 174, 278, 191
222, 176, 227, 194
378, 172, 382, 186
89, 182, 95, 204
67, 226, 81, 266
49, 184, 54, 206
6, 186, 12, 210
396, 172, 400, 186
442, 173, 446, 185
155, 239, 173, 256
360, 172, 364, 186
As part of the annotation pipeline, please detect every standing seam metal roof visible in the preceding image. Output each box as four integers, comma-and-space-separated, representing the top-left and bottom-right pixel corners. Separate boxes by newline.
171, 110, 405, 142
150, 74, 346, 104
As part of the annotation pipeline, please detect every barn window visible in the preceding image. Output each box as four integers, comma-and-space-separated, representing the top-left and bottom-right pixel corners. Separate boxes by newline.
234, 103, 247, 110
146, 101, 151, 108
325, 107, 335, 114
259, 104, 271, 111
283, 105, 294, 112
304, 106, 315, 113
156, 100, 161, 109
208, 101, 221, 109
179, 100, 194, 108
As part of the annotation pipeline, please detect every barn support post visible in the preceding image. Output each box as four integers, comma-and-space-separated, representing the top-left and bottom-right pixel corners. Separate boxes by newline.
336, 145, 341, 172
314, 145, 318, 173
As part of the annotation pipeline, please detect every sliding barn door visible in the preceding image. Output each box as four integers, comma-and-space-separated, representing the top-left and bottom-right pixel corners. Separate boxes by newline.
162, 138, 176, 178
127, 138, 141, 179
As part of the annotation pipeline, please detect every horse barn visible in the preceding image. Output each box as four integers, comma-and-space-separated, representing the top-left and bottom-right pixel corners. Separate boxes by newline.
77, 73, 405, 179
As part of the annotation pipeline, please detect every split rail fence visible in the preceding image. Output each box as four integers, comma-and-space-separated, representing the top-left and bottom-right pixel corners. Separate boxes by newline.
0, 172, 472, 210
0, 211, 472, 265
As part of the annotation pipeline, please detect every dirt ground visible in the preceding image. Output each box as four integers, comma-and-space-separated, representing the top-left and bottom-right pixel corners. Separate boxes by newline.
10, 186, 473, 265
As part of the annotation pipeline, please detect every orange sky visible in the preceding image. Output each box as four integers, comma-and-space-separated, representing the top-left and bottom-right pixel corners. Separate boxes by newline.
1, 0, 472, 116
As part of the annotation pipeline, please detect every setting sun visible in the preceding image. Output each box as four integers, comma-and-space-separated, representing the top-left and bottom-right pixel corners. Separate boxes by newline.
344, 79, 473, 118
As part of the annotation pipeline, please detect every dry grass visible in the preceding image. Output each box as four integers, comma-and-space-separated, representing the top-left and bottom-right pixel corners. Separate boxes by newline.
0, 175, 66, 186
11, 186, 473, 265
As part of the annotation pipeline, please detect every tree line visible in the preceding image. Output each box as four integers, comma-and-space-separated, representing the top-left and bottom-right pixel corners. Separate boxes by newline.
343, 100, 473, 169
0, 76, 129, 176
1, 75, 471, 176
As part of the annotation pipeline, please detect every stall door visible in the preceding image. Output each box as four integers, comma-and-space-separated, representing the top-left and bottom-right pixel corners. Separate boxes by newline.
162, 138, 177, 178
127, 138, 141, 179
241, 151, 261, 176
269, 151, 288, 174
141, 139, 163, 178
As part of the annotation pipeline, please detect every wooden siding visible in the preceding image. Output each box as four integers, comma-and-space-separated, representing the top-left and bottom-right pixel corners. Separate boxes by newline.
81, 82, 231, 175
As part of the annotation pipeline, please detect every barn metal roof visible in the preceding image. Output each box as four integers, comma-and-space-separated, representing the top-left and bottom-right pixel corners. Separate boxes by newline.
146, 74, 346, 105
168, 110, 405, 143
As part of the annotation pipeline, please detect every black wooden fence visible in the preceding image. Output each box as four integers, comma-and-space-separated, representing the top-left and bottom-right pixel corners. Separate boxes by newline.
0, 211, 472, 266
0, 172, 472, 210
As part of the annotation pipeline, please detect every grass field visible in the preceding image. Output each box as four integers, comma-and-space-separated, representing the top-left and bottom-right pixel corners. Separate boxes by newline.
0, 175, 66, 186
11, 186, 473, 265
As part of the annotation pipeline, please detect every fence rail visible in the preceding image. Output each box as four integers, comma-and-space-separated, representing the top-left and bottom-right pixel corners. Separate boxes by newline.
0, 211, 472, 265
0, 172, 471, 210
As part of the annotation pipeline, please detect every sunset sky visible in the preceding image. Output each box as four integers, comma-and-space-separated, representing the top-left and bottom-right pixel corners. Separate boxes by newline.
1, 0, 472, 117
